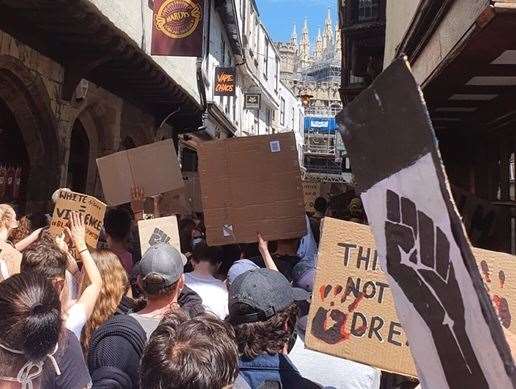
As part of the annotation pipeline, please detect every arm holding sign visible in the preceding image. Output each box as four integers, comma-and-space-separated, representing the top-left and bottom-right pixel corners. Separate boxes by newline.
14, 227, 43, 252
54, 232, 80, 276
258, 233, 279, 273
131, 186, 145, 221
66, 212, 102, 320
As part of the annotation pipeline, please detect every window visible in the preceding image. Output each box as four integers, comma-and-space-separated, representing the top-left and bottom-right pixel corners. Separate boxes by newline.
358, 0, 379, 22
263, 40, 269, 79
291, 107, 295, 129
280, 97, 285, 126
266, 108, 272, 132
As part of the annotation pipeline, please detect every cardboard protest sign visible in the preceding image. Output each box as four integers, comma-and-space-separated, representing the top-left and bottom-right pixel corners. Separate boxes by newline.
307, 218, 516, 378
0, 241, 21, 281
138, 215, 180, 255
302, 181, 321, 213
306, 218, 417, 376
49, 190, 106, 248
338, 57, 516, 388
197, 132, 306, 246
96, 140, 184, 206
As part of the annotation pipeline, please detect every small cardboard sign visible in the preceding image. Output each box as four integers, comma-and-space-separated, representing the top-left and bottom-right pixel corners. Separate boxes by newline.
96, 139, 184, 206
48, 190, 106, 249
303, 181, 321, 213
0, 241, 22, 281
138, 215, 180, 255
307, 218, 516, 378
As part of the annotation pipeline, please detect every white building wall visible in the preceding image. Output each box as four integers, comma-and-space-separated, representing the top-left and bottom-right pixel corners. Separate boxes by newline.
279, 81, 304, 164
87, 0, 200, 104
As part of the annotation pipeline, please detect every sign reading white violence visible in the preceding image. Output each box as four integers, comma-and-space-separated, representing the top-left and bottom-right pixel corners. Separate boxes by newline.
49, 190, 106, 248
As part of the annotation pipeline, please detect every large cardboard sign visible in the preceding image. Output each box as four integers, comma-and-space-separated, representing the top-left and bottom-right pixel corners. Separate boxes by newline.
96, 140, 184, 206
338, 58, 515, 388
138, 215, 181, 255
307, 218, 516, 378
197, 132, 306, 246
0, 241, 21, 281
306, 218, 417, 376
49, 190, 106, 249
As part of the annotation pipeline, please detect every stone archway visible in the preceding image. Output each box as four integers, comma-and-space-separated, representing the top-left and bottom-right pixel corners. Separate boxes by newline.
0, 55, 59, 212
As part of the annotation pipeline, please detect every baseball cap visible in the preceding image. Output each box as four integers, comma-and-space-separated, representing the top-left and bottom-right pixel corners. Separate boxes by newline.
228, 268, 310, 325
227, 259, 260, 286
135, 243, 186, 289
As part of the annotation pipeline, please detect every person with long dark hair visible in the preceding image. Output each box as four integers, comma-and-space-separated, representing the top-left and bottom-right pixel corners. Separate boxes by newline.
0, 272, 91, 388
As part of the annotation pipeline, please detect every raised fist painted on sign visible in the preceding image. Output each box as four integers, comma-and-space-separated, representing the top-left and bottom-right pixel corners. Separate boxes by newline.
384, 190, 487, 388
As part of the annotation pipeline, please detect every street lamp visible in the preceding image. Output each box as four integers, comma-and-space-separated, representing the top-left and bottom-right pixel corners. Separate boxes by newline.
298, 91, 313, 107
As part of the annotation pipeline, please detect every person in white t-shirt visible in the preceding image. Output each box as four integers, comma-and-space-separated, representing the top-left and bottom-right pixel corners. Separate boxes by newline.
184, 242, 229, 320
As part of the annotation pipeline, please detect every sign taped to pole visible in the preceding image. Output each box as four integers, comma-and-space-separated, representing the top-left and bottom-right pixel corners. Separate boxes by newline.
338, 57, 516, 388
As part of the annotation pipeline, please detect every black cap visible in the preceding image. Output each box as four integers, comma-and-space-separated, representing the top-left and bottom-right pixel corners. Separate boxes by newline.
228, 268, 310, 324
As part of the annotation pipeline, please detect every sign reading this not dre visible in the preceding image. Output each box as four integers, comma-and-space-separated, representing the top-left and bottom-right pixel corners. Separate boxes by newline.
214, 67, 236, 96
306, 218, 417, 377
307, 218, 516, 379
138, 215, 181, 255
49, 190, 106, 248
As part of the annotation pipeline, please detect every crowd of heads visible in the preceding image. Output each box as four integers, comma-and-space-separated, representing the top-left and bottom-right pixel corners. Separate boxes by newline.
0, 185, 326, 389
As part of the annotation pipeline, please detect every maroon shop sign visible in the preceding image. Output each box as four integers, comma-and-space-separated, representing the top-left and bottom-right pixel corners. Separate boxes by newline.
151, 0, 204, 57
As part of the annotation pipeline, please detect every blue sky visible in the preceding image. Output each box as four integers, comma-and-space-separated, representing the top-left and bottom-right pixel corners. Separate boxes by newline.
256, 0, 338, 44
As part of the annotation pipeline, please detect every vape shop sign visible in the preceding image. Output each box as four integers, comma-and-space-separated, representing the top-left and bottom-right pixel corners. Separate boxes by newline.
214, 67, 236, 96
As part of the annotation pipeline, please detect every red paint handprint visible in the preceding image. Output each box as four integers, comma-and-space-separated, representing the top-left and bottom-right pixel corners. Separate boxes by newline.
311, 283, 365, 344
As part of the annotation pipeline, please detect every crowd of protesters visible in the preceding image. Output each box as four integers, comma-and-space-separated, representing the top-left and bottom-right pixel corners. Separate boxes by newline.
0, 187, 404, 389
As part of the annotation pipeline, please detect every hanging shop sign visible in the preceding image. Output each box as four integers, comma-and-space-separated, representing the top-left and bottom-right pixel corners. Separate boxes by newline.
244, 93, 261, 110
214, 67, 236, 97
151, 0, 204, 57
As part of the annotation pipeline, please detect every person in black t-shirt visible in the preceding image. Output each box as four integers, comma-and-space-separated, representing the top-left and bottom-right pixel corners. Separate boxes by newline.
0, 272, 91, 389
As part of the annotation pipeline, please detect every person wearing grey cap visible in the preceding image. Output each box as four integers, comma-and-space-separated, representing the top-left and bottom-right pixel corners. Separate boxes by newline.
227, 268, 320, 389
130, 243, 204, 338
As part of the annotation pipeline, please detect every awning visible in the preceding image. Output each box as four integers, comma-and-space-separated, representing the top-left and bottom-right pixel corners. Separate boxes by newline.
0, 0, 203, 129
422, 6, 516, 133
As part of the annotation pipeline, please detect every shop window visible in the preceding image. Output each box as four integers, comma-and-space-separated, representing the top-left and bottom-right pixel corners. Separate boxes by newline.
280, 97, 285, 126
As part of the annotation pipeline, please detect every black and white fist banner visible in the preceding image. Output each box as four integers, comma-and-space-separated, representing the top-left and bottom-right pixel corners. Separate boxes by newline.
338, 57, 515, 388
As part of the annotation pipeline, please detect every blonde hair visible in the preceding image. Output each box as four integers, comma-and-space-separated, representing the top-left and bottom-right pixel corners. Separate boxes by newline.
80, 249, 129, 354
0, 204, 17, 231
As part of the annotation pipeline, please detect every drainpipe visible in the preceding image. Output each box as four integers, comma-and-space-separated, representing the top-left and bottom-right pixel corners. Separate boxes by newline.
196, 0, 212, 111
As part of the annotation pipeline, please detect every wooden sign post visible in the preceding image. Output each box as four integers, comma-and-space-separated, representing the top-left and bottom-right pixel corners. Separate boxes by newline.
338, 57, 515, 388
